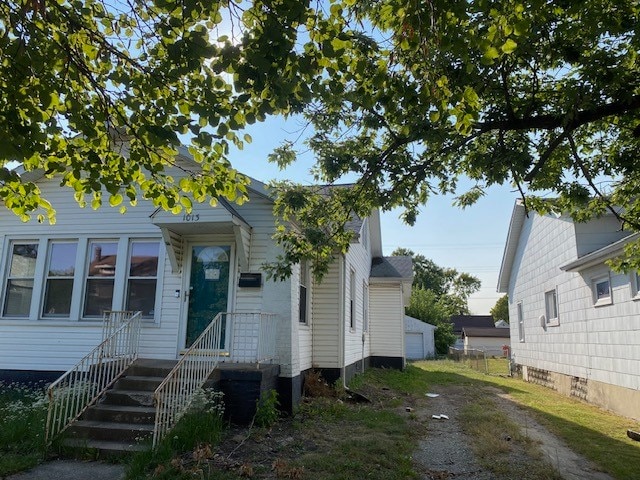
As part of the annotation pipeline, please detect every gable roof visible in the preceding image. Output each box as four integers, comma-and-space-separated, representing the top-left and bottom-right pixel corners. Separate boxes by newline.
449, 315, 495, 334
462, 327, 510, 338
497, 199, 527, 293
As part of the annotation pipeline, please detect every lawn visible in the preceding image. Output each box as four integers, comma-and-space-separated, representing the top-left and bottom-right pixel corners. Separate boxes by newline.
413, 360, 640, 480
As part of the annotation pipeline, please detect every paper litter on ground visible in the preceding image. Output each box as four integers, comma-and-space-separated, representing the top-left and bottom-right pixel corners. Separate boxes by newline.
425, 393, 440, 398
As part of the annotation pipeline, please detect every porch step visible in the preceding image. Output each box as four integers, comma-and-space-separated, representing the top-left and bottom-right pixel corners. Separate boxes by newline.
103, 389, 155, 407
62, 438, 149, 459
66, 420, 154, 442
83, 404, 156, 424
114, 375, 165, 391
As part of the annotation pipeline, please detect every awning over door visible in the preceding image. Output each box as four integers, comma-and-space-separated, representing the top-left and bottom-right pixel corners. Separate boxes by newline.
150, 199, 252, 273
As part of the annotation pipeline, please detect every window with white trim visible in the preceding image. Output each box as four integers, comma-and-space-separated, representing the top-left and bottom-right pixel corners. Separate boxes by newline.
362, 281, 369, 332
125, 241, 160, 319
2, 242, 38, 316
298, 260, 309, 324
349, 268, 356, 330
83, 241, 118, 317
517, 301, 525, 342
631, 271, 640, 300
544, 288, 559, 326
592, 275, 612, 306
43, 242, 78, 318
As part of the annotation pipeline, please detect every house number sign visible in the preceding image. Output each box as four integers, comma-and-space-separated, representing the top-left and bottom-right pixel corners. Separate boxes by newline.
182, 213, 200, 222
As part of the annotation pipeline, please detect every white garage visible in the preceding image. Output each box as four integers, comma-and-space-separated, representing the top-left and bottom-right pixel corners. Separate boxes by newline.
404, 315, 437, 359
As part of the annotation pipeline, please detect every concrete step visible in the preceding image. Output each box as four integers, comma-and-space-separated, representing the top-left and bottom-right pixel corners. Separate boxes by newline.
61, 437, 150, 458
114, 375, 164, 391
126, 359, 177, 378
103, 389, 154, 407
83, 404, 156, 424
66, 420, 154, 442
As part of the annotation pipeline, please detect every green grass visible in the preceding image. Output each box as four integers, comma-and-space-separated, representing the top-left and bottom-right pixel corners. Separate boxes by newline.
0, 381, 48, 476
414, 360, 640, 480
288, 398, 419, 480
125, 409, 227, 479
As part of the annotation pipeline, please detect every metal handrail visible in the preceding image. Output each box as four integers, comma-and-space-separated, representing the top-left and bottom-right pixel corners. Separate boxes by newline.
45, 310, 142, 443
152, 312, 277, 447
152, 312, 224, 447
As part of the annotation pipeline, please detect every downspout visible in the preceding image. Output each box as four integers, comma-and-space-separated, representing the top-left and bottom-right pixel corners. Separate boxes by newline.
338, 254, 346, 388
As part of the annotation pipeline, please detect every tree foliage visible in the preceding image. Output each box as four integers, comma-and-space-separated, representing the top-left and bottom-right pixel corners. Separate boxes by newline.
271, 0, 640, 275
490, 294, 509, 323
399, 250, 480, 353
2, 0, 639, 278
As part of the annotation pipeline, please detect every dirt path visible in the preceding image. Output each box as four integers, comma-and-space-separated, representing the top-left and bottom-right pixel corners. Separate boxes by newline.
413, 385, 613, 480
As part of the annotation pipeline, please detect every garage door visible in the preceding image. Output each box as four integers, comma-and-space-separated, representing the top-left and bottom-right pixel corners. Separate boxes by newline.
405, 332, 424, 359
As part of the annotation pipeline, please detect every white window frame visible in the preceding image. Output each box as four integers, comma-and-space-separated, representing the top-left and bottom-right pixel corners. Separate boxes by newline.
592, 274, 612, 307
42, 240, 79, 319
298, 260, 310, 325
125, 240, 161, 320
2, 241, 40, 318
517, 301, 525, 343
349, 268, 356, 331
631, 271, 640, 301
544, 288, 559, 327
362, 281, 369, 333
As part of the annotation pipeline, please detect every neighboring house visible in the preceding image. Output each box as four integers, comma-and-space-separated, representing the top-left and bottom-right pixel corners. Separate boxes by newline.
449, 314, 495, 348
0, 147, 412, 413
404, 315, 436, 360
494, 319, 509, 328
461, 327, 510, 356
498, 199, 640, 420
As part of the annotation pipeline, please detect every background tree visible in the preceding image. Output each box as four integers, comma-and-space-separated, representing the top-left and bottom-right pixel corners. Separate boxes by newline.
271, 0, 640, 277
398, 250, 480, 354
491, 295, 510, 324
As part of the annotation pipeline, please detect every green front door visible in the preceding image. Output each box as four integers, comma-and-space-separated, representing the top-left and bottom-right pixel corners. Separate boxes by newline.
185, 245, 231, 348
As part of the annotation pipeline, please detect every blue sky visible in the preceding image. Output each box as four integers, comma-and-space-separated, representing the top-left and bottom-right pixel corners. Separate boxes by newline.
232, 115, 516, 315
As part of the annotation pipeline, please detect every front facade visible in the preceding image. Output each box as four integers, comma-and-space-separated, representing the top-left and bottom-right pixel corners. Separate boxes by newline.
498, 200, 640, 420
0, 152, 411, 409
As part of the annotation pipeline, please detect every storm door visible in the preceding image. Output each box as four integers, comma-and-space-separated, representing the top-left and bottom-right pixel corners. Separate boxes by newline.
185, 245, 231, 348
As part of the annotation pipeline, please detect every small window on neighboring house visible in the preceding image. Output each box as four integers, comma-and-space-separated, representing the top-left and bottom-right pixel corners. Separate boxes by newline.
43, 242, 78, 317
544, 288, 559, 326
632, 271, 640, 300
299, 260, 309, 324
83, 241, 118, 317
125, 241, 160, 319
3, 242, 39, 316
517, 302, 525, 342
592, 275, 612, 306
362, 281, 369, 332
349, 268, 356, 330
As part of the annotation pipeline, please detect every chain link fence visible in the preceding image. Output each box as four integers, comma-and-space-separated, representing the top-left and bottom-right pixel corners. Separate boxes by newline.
448, 347, 512, 375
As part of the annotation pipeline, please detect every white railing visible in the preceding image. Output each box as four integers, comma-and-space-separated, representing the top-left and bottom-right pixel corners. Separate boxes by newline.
152, 312, 277, 447
45, 311, 142, 444
227, 312, 277, 364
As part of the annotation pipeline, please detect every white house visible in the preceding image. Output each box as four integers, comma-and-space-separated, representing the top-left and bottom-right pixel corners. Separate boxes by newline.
404, 315, 436, 359
461, 327, 510, 357
498, 199, 640, 420
0, 148, 412, 412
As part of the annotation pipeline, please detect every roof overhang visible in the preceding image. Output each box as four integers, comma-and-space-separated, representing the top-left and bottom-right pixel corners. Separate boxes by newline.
151, 201, 252, 273
560, 232, 639, 272
497, 200, 527, 293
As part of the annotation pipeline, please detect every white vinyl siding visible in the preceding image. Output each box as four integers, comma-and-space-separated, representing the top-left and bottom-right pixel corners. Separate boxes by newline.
369, 284, 404, 358
311, 261, 340, 368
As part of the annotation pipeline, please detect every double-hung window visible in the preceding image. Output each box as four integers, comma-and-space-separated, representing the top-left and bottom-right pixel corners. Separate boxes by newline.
517, 302, 525, 342
83, 241, 118, 317
125, 241, 160, 319
43, 242, 78, 317
298, 260, 309, 324
544, 288, 559, 326
3, 242, 38, 316
349, 268, 356, 330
